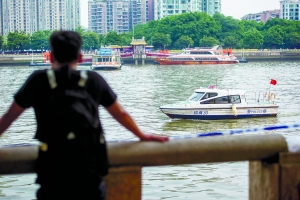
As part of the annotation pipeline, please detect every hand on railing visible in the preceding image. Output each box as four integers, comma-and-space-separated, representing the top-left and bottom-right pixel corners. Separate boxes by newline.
140, 134, 169, 142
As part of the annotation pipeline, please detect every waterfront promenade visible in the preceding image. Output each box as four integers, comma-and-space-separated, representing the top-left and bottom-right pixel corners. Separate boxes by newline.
0, 49, 300, 66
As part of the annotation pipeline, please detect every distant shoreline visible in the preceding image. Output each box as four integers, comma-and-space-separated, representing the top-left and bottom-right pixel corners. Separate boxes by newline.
0, 52, 300, 67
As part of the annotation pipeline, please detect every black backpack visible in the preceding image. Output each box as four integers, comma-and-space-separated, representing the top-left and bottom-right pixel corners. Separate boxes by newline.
44, 69, 109, 177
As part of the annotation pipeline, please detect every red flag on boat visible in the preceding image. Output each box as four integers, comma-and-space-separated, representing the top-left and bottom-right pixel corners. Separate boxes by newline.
270, 79, 277, 85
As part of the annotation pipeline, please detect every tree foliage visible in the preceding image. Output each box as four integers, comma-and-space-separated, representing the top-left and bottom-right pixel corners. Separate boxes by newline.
7, 31, 30, 50
263, 25, 285, 48
243, 29, 263, 49
285, 32, 300, 49
151, 33, 172, 49
82, 31, 99, 50
75, 25, 86, 36
199, 36, 219, 47
3, 12, 300, 50
31, 31, 51, 50
174, 35, 194, 49
105, 31, 122, 46
223, 36, 239, 48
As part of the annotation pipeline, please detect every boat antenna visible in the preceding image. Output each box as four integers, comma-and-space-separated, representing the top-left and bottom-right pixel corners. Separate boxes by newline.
268, 82, 271, 101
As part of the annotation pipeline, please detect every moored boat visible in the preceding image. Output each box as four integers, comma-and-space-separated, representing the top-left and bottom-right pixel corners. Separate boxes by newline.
159, 85, 278, 120
239, 50, 248, 63
154, 46, 239, 65
28, 51, 92, 67
90, 47, 122, 70
29, 61, 92, 67
238, 57, 248, 63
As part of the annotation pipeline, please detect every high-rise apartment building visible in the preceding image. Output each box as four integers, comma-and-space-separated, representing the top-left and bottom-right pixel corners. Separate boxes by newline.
88, 0, 148, 34
153, 0, 221, 20
203, 0, 221, 16
280, 0, 300, 20
241, 10, 280, 23
0, 0, 80, 36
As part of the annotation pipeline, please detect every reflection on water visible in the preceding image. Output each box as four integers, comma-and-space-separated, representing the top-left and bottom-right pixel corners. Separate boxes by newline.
161, 117, 279, 135
0, 62, 300, 199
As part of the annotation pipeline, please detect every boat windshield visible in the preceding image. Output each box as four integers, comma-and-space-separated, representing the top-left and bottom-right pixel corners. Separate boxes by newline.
188, 92, 205, 102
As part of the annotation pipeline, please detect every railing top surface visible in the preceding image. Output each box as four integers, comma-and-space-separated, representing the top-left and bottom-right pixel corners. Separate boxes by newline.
0, 134, 287, 175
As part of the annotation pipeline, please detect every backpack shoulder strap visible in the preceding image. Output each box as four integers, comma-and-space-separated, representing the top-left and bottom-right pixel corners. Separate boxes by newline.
78, 70, 88, 87
46, 69, 57, 89
47, 69, 88, 89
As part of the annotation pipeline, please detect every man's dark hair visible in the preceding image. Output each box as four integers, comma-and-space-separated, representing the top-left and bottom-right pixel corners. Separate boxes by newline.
50, 31, 82, 64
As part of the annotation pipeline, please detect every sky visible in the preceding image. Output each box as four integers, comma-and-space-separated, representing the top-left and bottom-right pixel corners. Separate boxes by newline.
80, 0, 281, 27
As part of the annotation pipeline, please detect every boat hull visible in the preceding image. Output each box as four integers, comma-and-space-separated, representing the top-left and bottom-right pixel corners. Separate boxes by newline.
154, 59, 239, 65
29, 62, 92, 67
238, 59, 248, 63
90, 65, 121, 70
160, 105, 278, 120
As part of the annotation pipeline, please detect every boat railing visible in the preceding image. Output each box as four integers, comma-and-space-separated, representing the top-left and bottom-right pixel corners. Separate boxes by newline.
92, 62, 119, 65
256, 91, 263, 103
194, 45, 219, 50
256, 91, 276, 103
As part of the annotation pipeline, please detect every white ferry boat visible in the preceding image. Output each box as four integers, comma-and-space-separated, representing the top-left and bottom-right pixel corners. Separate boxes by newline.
90, 47, 122, 70
154, 46, 239, 65
159, 86, 278, 120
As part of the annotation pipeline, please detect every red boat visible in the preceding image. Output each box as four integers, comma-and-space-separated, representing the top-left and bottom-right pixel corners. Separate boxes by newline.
154, 46, 239, 65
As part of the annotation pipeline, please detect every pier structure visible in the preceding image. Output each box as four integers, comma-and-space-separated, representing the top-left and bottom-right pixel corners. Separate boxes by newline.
130, 37, 147, 66
1, 134, 300, 199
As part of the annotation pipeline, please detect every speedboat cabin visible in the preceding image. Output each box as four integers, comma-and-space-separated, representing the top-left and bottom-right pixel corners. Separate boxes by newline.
187, 88, 247, 105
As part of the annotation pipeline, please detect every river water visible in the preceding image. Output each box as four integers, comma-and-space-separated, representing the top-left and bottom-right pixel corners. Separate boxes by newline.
0, 62, 300, 199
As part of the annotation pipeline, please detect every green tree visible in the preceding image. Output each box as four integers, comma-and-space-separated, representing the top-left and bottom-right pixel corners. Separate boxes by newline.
239, 20, 264, 33
82, 31, 100, 50
137, 12, 220, 48
263, 25, 284, 49
2, 36, 8, 50
199, 36, 219, 47
0, 36, 4, 50
223, 36, 239, 48
7, 31, 30, 50
285, 32, 300, 49
98, 34, 106, 46
243, 29, 263, 49
62, 11, 300, 50
131, 24, 145, 39
105, 31, 122, 46
174, 35, 194, 49
237, 39, 244, 49
263, 18, 290, 31
213, 13, 242, 41
30, 31, 49, 50
151, 33, 171, 49
119, 33, 132, 46
75, 25, 85, 36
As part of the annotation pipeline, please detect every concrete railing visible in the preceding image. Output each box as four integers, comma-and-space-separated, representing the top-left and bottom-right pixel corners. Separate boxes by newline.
0, 134, 300, 199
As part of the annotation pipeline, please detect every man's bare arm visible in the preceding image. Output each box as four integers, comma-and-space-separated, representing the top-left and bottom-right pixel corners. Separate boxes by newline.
105, 100, 169, 142
0, 101, 25, 135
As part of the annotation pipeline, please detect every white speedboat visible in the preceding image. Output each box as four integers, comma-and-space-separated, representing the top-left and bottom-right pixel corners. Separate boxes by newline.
159, 86, 278, 120
90, 47, 122, 70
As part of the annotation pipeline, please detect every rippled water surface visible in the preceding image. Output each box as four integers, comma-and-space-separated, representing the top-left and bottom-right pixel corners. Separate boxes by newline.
0, 62, 300, 199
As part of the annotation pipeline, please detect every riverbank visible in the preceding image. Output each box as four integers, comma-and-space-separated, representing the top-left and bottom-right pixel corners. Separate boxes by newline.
0, 51, 300, 66
0, 54, 93, 66
233, 51, 300, 62
122, 51, 300, 64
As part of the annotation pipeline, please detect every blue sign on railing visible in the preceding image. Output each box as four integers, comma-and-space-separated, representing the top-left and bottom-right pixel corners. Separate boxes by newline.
99, 48, 112, 56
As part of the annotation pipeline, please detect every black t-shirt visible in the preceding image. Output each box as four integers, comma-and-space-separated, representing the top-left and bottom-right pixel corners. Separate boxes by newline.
14, 66, 117, 141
